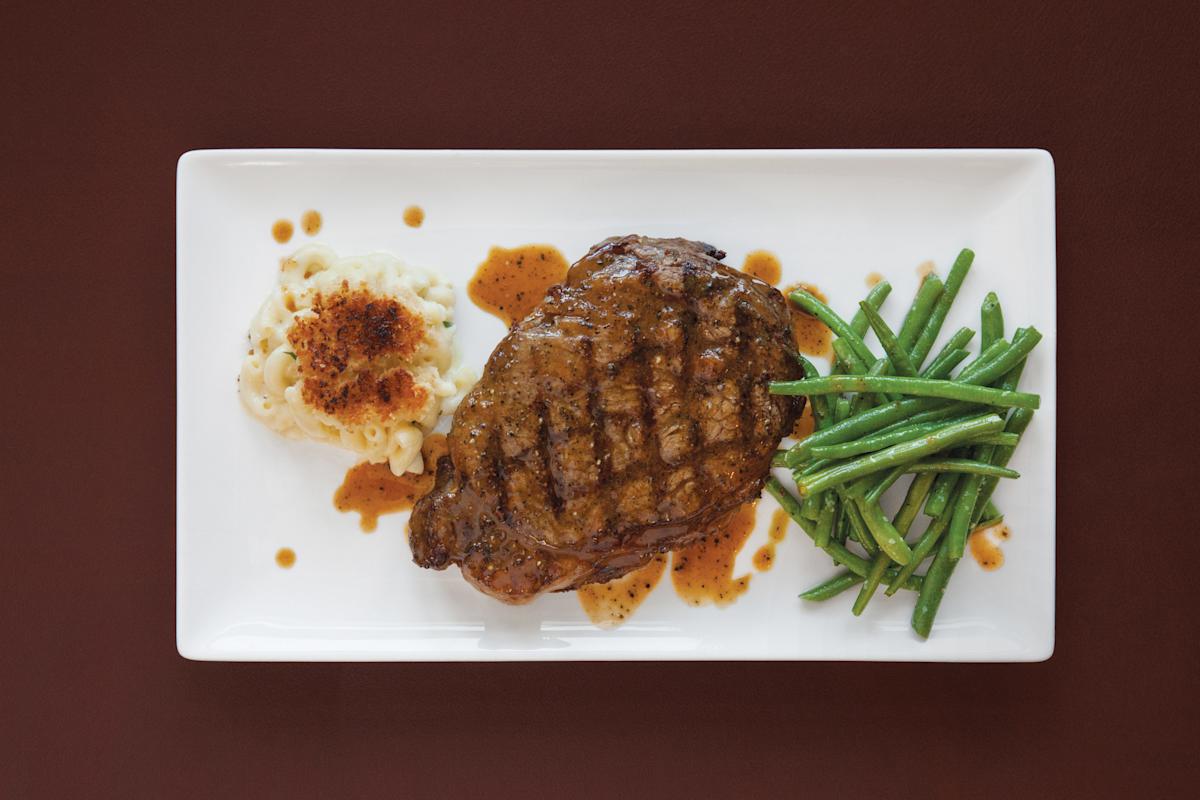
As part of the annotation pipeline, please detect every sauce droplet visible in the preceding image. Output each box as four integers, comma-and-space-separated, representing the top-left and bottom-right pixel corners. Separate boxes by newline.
272, 219, 294, 243
741, 250, 782, 285
916, 260, 935, 280
300, 209, 322, 236
671, 502, 757, 606
969, 520, 1010, 571
334, 434, 448, 532
468, 244, 569, 327
753, 508, 792, 572
403, 205, 425, 228
781, 282, 832, 358
275, 547, 296, 568
866, 271, 884, 287
578, 555, 668, 628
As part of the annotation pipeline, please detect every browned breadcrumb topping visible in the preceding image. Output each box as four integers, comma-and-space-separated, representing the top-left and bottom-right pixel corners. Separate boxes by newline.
287, 283, 427, 423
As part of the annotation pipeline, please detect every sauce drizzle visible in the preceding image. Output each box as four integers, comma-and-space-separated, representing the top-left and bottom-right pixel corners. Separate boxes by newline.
671, 502, 757, 606
969, 520, 1010, 571
275, 547, 296, 569
866, 271, 883, 287
300, 209, 322, 236
753, 508, 792, 572
272, 219, 294, 243
468, 244, 569, 327
791, 401, 815, 441
781, 282, 832, 358
578, 555, 668, 628
916, 260, 935, 280
334, 434, 448, 532
403, 205, 425, 228
741, 250, 782, 285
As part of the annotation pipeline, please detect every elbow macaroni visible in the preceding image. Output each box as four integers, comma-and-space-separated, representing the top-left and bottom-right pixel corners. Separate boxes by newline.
239, 245, 474, 475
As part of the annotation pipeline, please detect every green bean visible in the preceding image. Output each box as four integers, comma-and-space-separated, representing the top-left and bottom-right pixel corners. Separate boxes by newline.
865, 466, 907, 504
771, 449, 789, 467
946, 463, 986, 560
801, 571, 863, 601
790, 353, 830, 428
910, 248, 974, 368
952, 339, 1009, 384
834, 397, 851, 423
852, 553, 891, 615
800, 492, 822, 521
832, 501, 848, 545
789, 288, 876, 366
856, 497, 913, 565
963, 432, 1020, 447
768, 477, 923, 592
784, 397, 945, 467
849, 358, 892, 415
973, 405, 1035, 523
898, 273, 945, 353
769, 375, 1040, 410
912, 533, 959, 638
894, 472, 936, 537
860, 301, 918, 377
839, 494, 879, 557
810, 418, 967, 461
919, 326, 976, 379
874, 401, 980, 434
815, 491, 838, 548
980, 292, 1004, 351
885, 505, 954, 596
923, 463, 962, 517
849, 281, 894, 337
831, 338, 870, 375
957, 327, 1043, 387
921, 348, 970, 380
797, 415, 1005, 496
904, 459, 1019, 479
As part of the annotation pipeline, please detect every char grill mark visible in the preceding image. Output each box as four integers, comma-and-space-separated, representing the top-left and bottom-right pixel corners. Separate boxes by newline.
408, 235, 803, 604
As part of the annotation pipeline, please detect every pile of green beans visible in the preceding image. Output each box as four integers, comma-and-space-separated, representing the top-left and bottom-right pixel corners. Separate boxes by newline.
767, 249, 1040, 639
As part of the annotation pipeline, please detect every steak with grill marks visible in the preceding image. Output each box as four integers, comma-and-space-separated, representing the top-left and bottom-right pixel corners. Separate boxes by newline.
409, 235, 803, 603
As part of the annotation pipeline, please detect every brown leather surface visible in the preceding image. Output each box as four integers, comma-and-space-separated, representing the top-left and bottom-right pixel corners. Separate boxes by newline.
2, 1, 1197, 797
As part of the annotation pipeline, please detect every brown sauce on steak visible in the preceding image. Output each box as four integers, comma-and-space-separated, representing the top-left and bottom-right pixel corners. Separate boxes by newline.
781, 282, 832, 358
741, 250, 782, 285
671, 502, 757, 605
335, 434, 448, 532
468, 244, 569, 327
578, 555, 667, 627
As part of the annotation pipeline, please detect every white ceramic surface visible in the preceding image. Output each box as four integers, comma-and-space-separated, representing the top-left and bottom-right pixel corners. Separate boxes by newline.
177, 149, 1056, 661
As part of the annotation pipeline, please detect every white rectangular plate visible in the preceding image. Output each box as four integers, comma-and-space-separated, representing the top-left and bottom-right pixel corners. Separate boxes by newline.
177, 149, 1055, 661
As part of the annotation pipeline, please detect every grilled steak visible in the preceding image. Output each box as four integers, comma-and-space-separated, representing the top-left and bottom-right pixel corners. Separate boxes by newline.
409, 235, 803, 603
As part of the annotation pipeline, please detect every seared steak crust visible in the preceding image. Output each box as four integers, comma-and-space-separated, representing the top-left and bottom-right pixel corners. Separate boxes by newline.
409, 235, 802, 602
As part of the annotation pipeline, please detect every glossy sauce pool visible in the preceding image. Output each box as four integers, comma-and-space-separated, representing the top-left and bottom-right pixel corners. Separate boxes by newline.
781, 282, 832, 358
334, 434, 448, 532
578, 556, 668, 628
671, 502, 757, 606
468, 244, 569, 327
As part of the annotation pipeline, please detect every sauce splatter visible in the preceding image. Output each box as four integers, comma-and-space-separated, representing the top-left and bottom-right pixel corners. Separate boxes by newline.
275, 547, 296, 569
300, 209, 322, 235
866, 271, 884, 287
969, 520, 1010, 571
403, 205, 425, 228
916, 260, 935, 280
753, 508, 792, 572
791, 401, 815, 441
334, 434, 448, 532
468, 244, 569, 327
272, 219, 294, 243
781, 282, 832, 358
671, 502, 757, 606
578, 555, 668, 628
741, 250, 782, 285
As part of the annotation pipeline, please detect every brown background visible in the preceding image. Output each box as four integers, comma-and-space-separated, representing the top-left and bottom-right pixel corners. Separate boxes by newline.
3, 0, 1198, 797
